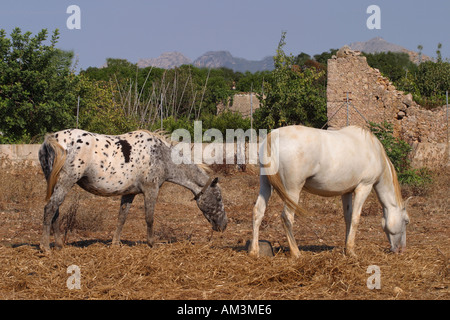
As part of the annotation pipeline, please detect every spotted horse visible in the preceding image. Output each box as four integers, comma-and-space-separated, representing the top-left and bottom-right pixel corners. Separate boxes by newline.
38, 129, 227, 252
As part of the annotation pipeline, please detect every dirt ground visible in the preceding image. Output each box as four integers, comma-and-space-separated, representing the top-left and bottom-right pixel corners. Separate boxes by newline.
0, 163, 448, 300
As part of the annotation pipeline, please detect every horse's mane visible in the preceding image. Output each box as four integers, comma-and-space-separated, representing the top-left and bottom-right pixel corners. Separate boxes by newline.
137, 129, 214, 177
383, 152, 404, 208
359, 126, 404, 209
138, 129, 213, 177
340, 126, 404, 208
138, 129, 175, 147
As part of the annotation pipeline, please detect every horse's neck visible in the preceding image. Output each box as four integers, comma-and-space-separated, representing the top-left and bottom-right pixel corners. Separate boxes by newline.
165, 162, 209, 195
374, 160, 402, 211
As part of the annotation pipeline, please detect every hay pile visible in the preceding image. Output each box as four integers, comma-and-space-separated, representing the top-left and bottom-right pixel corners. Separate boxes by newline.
0, 164, 448, 300
0, 238, 447, 300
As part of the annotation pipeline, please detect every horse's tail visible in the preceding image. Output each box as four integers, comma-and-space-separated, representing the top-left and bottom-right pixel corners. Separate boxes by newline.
39, 134, 67, 201
262, 131, 308, 216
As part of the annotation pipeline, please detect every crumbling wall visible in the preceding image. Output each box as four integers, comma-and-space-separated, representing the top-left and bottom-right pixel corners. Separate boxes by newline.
217, 93, 260, 118
0, 144, 41, 167
327, 46, 449, 168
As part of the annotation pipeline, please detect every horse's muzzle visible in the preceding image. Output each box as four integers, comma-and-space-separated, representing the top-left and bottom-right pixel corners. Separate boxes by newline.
390, 245, 406, 254
212, 217, 227, 232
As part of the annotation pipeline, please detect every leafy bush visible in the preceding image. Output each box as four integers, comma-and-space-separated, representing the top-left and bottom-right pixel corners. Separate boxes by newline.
369, 121, 432, 190
363, 51, 416, 84
155, 111, 251, 139
201, 111, 251, 135
76, 74, 137, 135
398, 167, 433, 195
414, 60, 450, 109
158, 116, 194, 134
369, 121, 411, 173
0, 28, 77, 142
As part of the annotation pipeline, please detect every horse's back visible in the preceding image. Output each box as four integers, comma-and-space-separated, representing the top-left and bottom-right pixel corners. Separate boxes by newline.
267, 125, 385, 196
274, 125, 382, 164
48, 129, 169, 196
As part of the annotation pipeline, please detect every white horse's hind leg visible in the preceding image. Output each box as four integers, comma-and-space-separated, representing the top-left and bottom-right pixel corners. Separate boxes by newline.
341, 193, 353, 248
280, 188, 302, 258
249, 175, 272, 257
344, 184, 372, 256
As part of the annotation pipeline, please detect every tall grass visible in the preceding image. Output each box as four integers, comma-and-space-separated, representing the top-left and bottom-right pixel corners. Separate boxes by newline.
110, 67, 215, 131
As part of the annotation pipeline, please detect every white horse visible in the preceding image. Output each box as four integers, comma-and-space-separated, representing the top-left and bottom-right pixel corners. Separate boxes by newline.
250, 125, 410, 258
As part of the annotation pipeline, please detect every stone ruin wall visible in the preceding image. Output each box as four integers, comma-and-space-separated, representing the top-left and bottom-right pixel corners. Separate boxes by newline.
217, 93, 260, 118
327, 46, 449, 168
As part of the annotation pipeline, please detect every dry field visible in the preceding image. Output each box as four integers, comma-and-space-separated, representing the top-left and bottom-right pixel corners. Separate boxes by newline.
0, 162, 448, 300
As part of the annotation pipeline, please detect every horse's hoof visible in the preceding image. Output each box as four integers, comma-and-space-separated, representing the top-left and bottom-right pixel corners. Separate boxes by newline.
345, 248, 357, 257
55, 241, 64, 250
39, 245, 51, 253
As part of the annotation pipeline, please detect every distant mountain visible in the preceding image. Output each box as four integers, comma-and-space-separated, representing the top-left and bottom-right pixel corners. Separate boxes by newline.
193, 51, 234, 69
348, 37, 404, 53
193, 51, 274, 73
137, 50, 274, 72
137, 52, 192, 69
348, 37, 431, 63
136, 37, 428, 72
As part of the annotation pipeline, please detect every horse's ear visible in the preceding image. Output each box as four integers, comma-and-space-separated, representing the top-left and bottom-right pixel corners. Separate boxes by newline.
404, 196, 413, 210
211, 177, 219, 186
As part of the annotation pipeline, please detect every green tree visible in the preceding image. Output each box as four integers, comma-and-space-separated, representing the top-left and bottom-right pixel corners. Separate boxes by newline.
233, 70, 270, 93
363, 51, 416, 84
293, 52, 311, 66
313, 48, 338, 65
75, 74, 136, 135
0, 28, 76, 142
253, 32, 327, 129
414, 58, 450, 108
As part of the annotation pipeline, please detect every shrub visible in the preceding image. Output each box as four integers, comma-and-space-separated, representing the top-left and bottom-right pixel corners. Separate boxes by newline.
369, 121, 432, 190
153, 111, 251, 138
398, 168, 433, 196
369, 121, 411, 174
0, 28, 77, 142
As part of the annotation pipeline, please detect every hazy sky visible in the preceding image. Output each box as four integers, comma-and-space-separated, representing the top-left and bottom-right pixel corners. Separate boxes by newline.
1, 0, 448, 70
